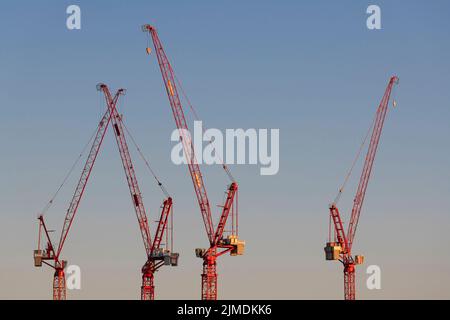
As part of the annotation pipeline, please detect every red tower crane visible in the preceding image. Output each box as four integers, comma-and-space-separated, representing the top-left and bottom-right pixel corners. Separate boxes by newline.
35, 85, 177, 300
33, 89, 122, 300
97, 83, 178, 300
142, 24, 245, 300
324, 76, 399, 300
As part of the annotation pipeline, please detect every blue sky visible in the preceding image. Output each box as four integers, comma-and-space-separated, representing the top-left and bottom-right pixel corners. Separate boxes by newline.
0, 0, 449, 299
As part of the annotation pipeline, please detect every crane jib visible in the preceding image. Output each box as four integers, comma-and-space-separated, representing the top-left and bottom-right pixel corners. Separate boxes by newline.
330, 76, 398, 254
346, 76, 398, 250
146, 26, 215, 243
99, 84, 153, 256
56, 104, 114, 258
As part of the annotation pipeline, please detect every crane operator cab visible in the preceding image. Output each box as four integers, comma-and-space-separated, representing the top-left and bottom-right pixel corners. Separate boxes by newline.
150, 248, 179, 266
34, 243, 55, 267
196, 235, 245, 258
228, 235, 245, 256
34, 250, 44, 267
324, 242, 342, 261
324, 242, 364, 265
222, 235, 245, 256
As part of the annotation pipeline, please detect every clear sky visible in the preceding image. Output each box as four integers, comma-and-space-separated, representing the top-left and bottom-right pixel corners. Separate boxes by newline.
0, 0, 449, 299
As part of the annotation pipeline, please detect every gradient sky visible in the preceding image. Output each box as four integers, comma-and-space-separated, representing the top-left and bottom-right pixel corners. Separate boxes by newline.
0, 0, 449, 299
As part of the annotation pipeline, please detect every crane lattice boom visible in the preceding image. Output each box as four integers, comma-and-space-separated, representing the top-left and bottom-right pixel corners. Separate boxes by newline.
56, 91, 122, 259
346, 76, 398, 251
98, 84, 153, 257
143, 25, 214, 244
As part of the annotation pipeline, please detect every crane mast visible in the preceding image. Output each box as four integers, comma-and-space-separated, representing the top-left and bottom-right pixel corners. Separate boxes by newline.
142, 24, 244, 300
142, 197, 176, 300
325, 76, 399, 300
